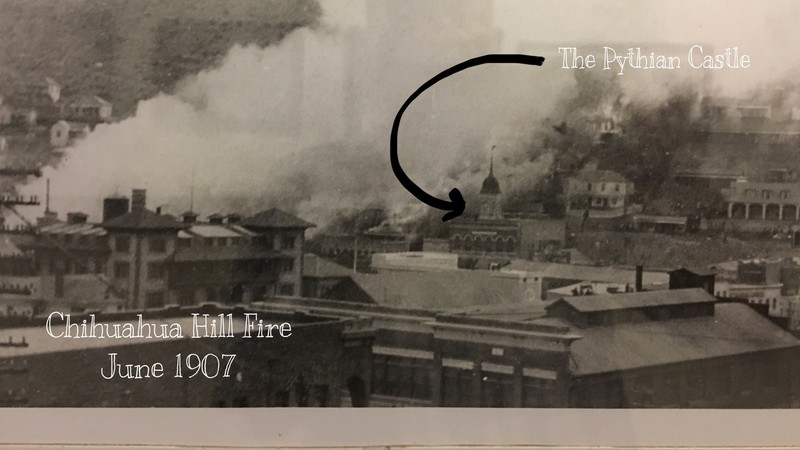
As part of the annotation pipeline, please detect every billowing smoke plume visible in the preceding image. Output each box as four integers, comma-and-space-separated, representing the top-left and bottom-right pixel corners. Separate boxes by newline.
19, 0, 563, 231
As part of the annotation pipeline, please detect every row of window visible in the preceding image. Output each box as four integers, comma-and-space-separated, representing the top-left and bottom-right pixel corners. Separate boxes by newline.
740, 188, 792, 200
114, 260, 294, 281
114, 234, 298, 254
451, 235, 516, 253
584, 182, 622, 192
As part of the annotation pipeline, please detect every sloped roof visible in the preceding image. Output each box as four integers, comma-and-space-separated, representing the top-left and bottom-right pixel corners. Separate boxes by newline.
570, 303, 800, 375
184, 224, 247, 239
102, 209, 188, 231
480, 173, 501, 195
346, 270, 539, 311
241, 208, 315, 229
668, 266, 716, 277
548, 288, 715, 313
0, 236, 23, 257
303, 254, 352, 278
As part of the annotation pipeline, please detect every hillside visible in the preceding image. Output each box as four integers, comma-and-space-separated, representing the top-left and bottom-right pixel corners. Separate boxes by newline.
575, 231, 796, 269
0, 0, 321, 115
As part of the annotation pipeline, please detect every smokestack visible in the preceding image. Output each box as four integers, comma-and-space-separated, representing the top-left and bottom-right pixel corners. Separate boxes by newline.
131, 189, 146, 213
635, 264, 643, 292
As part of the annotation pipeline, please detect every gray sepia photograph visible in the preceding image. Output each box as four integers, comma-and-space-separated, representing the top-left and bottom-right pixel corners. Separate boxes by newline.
0, 0, 798, 409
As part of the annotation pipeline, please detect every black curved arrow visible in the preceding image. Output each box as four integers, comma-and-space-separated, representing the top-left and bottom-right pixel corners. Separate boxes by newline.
390, 54, 545, 222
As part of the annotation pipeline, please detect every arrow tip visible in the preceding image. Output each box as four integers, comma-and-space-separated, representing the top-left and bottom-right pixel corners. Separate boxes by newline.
441, 188, 465, 222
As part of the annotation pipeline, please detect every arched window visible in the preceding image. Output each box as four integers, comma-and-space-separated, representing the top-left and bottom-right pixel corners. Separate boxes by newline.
475, 236, 485, 253
464, 235, 473, 251
505, 237, 516, 254
452, 235, 462, 251
494, 237, 504, 253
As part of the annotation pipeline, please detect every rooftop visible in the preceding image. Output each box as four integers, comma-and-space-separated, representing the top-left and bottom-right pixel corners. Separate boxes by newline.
570, 303, 800, 375
241, 208, 315, 229
503, 260, 670, 286
347, 269, 541, 311
102, 209, 188, 231
303, 254, 352, 278
183, 224, 249, 239
547, 288, 715, 313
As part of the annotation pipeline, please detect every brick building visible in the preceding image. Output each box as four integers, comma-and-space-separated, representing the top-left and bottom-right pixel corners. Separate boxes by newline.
8, 189, 314, 311
0, 304, 373, 407
251, 286, 800, 408
448, 155, 566, 261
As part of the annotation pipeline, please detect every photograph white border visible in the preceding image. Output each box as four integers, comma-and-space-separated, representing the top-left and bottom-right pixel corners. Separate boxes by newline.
1, 408, 799, 447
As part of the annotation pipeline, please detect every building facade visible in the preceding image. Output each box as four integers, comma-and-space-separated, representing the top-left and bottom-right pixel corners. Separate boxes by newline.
724, 180, 800, 221
565, 169, 634, 218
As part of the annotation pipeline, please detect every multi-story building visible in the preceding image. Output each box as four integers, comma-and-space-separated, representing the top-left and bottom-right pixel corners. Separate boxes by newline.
448, 155, 566, 261
724, 179, 800, 222
0, 304, 373, 407
565, 168, 634, 218
248, 286, 800, 408
17, 189, 314, 311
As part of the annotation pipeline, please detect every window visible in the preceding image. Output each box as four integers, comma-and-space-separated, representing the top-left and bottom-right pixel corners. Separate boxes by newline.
780, 190, 789, 199
601, 183, 606, 191
149, 238, 166, 253
281, 259, 294, 274
217, 238, 227, 247
145, 291, 165, 309
762, 190, 772, 199
615, 184, 620, 192
587, 183, 592, 191
281, 235, 296, 250
279, 284, 294, 296
115, 235, 130, 253
147, 262, 165, 279
114, 262, 129, 279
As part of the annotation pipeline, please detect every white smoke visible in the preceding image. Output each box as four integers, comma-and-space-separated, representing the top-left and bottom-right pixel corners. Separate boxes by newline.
20, 0, 567, 229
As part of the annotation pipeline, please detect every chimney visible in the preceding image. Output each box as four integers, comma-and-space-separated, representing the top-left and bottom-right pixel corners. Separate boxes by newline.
103, 196, 129, 222
155, 206, 162, 215
66, 212, 87, 224
635, 264, 643, 292
37, 210, 59, 227
182, 211, 197, 224
131, 189, 146, 213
